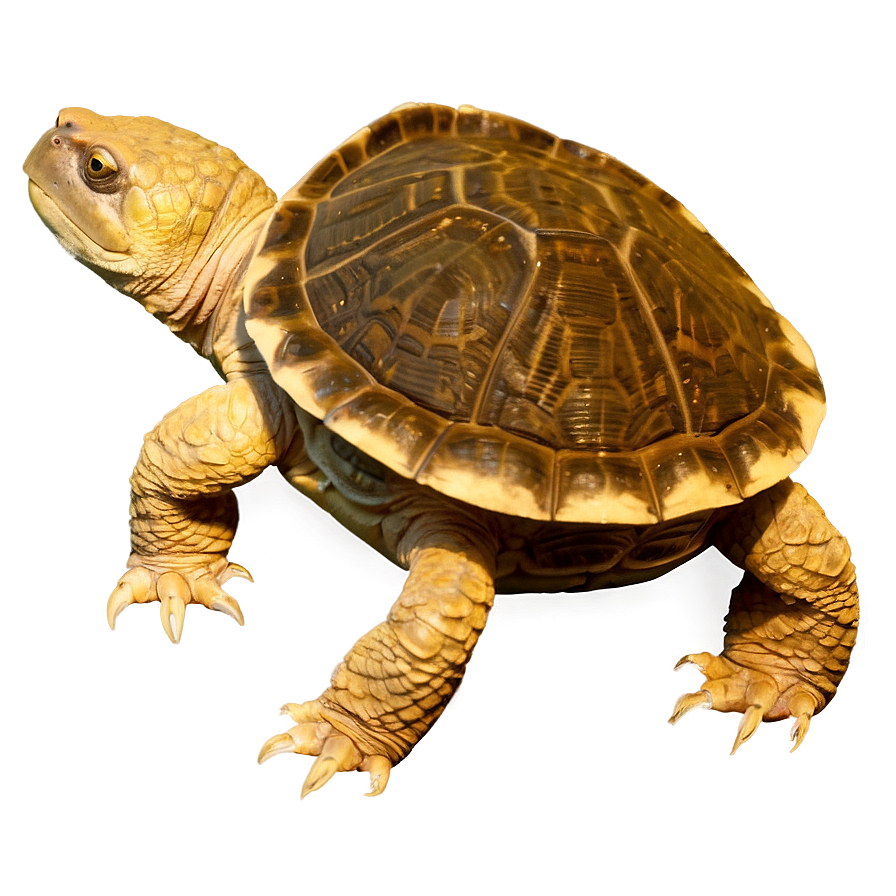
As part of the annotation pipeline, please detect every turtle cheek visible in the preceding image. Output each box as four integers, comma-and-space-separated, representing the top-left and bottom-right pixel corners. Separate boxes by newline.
122, 186, 157, 232
121, 186, 170, 273
69, 191, 131, 254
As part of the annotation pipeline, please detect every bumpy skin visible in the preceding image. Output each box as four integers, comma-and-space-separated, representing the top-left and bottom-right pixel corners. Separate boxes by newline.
111, 375, 296, 641
23, 107, 859, 797
670, 480, 857, 752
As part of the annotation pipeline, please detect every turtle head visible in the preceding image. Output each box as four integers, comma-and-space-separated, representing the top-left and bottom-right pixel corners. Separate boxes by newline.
24, 108, 275, 313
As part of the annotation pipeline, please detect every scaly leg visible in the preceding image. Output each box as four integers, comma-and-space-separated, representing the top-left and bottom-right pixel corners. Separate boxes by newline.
107, 374, 296, 642
258, 527, 496, 797
670, 478, 858, 752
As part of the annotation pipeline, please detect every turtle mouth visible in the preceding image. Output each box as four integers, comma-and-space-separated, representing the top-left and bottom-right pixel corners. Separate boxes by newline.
27, 179, 139, 274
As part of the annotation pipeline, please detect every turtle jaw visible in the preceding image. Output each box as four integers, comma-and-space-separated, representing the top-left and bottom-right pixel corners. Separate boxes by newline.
26, 179, 141, 278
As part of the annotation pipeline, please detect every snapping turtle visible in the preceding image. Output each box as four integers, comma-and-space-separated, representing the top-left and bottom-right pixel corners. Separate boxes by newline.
24, 103, 858, 797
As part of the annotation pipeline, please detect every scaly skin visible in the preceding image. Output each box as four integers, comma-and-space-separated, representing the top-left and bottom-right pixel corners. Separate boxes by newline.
23, 109, 860, 797
670, 479, 858, 752
109, 375, 296, 642
259, 531, 496, 796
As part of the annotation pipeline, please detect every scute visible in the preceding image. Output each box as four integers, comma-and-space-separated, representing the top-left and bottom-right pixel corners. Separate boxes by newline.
245, 104, 824, 524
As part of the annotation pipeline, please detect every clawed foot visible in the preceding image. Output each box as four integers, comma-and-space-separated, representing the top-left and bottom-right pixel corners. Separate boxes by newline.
107, 554, 252, 643
668, 652, 821, 754
257, 700, 393, 798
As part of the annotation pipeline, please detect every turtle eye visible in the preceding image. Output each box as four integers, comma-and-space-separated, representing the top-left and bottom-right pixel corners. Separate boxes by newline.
83, 148, 120, 189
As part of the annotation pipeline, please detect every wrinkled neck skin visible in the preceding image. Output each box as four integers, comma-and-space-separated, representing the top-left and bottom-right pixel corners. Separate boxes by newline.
117, 196, 275, 380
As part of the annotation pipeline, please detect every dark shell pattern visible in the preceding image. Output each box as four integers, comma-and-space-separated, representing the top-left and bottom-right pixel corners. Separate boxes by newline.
244, 104, 824, 524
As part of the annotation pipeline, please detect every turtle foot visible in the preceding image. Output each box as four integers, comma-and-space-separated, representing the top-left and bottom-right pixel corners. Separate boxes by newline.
107, 553, 251, 643
668, 651, 821, 754
257, 700, 392, 798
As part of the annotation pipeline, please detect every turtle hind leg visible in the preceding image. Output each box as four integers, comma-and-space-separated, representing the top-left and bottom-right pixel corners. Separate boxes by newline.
669, 478, 858, 753
669, 578, 831, 755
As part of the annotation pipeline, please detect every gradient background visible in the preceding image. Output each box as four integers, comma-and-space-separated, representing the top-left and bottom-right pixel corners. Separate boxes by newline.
3, 3, 890, 893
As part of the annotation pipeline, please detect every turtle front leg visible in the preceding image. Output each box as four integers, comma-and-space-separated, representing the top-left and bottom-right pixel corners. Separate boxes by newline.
670, 478, 858, 752
108, 374, 295, 642
258, 526, 496, 797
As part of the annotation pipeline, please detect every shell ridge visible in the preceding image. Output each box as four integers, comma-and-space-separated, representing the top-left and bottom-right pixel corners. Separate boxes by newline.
410, 422, 454, 479
328, 157, 503, 202
717, 438, 748, 500
636, 451, 664, 523
467, 228, 540, 424
303, 210, 456, 281
616, 227, 694, 434
547, 449, 561, 521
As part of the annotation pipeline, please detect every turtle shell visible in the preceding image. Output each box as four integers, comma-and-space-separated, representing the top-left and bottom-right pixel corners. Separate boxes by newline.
244, 104, 824, 525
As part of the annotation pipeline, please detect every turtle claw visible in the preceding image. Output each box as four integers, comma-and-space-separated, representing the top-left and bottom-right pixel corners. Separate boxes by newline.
730, 703, 765, 755
671, 651, 820, 754
158, 572, 190, 644
301, 733, 360, 799
258, 720, 326, 762
208, 594, 246, 625
674, 654, 700, 672
107, 567, 155, 629
159, 596, 186, 643
668, 690, 712, 725
363, 755, 391, 797
221, 562, 254, 585
787, 691, 818, 753
108, 585, 135, 630
258, 704, 393, 798
301, 756, 341, 799
194, 574, 245, 625
107, 584, 133, 630
106, 554, 249, 641
209, 594, 245, 625
789, 713, 812, 752
257, 731, 301, 765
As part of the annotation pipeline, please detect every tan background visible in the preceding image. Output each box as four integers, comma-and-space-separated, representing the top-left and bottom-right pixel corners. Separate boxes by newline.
2, 2, 889, 893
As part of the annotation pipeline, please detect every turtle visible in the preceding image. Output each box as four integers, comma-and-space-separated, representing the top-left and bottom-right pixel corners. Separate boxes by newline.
23, 103, 858, 797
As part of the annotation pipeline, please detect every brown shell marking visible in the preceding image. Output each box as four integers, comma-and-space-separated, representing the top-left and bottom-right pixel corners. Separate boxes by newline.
245, 104, 824, 524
